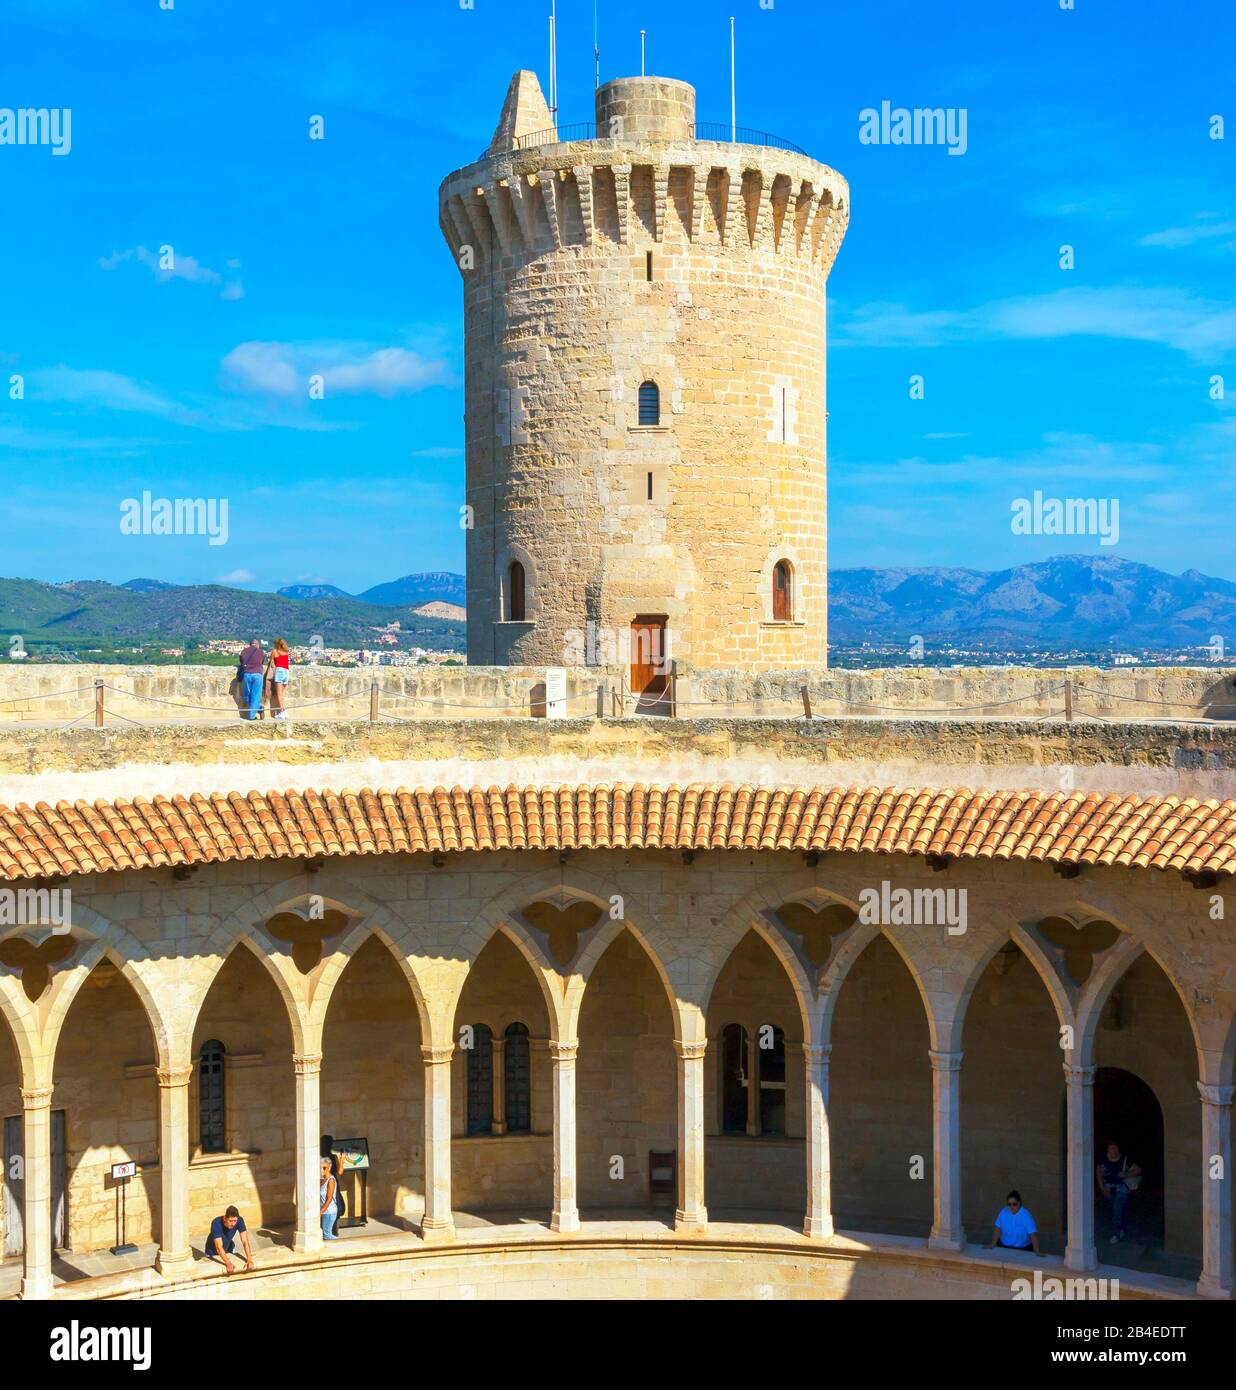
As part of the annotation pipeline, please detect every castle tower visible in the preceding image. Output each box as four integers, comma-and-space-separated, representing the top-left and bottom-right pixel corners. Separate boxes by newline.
439, 72, 849, 677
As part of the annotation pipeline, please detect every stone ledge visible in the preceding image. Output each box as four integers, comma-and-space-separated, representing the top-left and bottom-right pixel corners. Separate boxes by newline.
40, 1221, 1199, 1303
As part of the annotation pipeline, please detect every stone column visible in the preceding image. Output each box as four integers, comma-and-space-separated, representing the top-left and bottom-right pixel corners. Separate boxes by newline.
293, 1051, 323, 1254
1197, 1082, 1234, 1298
803, 1043, 834, 1239
745, 1033, 761, 1136
155, 1064, 194, 1275
421, 1044, 455, 1241
927, 1049, 965, 1251
19, 1084, 54, 1300
550, 1040, 579, 1232
674, 1039, 708, 1229
491, 1037, 507, 1136
1063, 1063, 1097, 1272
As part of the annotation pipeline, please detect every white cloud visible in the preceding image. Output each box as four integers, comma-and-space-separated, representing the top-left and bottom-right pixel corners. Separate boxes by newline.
29, 365, 178, 416
99, 245, 244, 300
1138, 219, 1236, 249
835, 286, 1236, 358
222, 341, 452, 398
216, 569, 255, 585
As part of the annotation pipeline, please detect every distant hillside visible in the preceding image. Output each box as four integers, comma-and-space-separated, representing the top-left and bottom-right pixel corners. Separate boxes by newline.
829, 556, 1236, 649
358, 572, 466, 607
0, 578, 465, 654
121, 578, 179, 593
278, 583, 353, 601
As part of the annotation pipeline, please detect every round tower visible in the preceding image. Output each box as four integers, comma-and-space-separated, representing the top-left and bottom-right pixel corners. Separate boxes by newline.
438, 72, 849, 677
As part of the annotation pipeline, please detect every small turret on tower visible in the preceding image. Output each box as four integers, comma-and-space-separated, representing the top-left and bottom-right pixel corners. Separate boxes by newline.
488, 70, 554, 156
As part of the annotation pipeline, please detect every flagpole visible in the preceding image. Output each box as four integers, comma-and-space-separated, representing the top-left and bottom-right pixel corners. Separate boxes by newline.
730, 16, 736, 140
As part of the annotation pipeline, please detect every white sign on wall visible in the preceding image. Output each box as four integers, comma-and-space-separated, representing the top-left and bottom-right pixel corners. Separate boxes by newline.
544, 668, 567, 719
110, 1160, 136, 1181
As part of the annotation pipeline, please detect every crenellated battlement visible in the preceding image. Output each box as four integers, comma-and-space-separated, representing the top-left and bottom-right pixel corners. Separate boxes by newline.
440, 73, 848, 273
440, 140, 849, 272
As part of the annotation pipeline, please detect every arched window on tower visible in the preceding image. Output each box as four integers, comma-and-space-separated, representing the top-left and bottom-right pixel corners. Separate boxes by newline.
773, 559, 793, 622
507, 561, 526, 622
638, 380, 660, 426
503, 1022, 532, 1134
198, 1039, 227, 1154
466, 1024, 494, 1135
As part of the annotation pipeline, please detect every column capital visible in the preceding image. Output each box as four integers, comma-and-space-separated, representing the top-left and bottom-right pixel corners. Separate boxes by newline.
1064, 1063, 1097, 1086
673, 1039, 708, 1061
928, 1049, 963, 1072
550, 1040, 579, 1063
157, 1065, 194, 1089
1198, 1082, 1236, 1108
20, 1085, 53, 1109
421, 1044, 454, 1066
802, 1043, 832, 1065
292, 1052, 322, 1075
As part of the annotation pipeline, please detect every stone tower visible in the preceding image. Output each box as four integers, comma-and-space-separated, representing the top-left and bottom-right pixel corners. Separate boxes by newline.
439, 72, 848, 676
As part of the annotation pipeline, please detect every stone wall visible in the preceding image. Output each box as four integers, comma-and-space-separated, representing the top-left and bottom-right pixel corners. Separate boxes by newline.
0, 662, 1228, 727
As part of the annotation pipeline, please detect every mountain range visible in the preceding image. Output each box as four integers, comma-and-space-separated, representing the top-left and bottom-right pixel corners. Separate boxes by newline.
828, 556, 1236, 649
0, 558, 1230, 657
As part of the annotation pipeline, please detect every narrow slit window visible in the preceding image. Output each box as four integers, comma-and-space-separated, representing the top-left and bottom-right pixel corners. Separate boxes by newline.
647, 470, 654, 501
507, 560, 526, 622
638, 380, 660, 426
646, 250, 654, 281
773, 560, 793, 622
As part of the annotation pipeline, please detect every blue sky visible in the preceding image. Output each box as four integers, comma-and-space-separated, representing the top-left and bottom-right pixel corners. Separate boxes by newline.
0, 0, 1231, 592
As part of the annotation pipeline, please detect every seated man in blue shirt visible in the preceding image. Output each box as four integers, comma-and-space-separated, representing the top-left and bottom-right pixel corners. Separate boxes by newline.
991, 1190, 1041, 1254
206, 1205, 255, 1273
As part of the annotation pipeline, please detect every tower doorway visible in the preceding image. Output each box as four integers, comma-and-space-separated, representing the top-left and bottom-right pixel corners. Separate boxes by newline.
630, 617, 671, 715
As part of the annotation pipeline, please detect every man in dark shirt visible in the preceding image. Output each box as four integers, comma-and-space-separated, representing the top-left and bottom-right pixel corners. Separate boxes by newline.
206, 1205, 255, 1273
239, 637, 264, 721
1096, 1142, 1140, 1243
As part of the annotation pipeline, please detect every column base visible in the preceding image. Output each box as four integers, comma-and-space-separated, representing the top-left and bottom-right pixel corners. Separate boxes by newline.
420, 1216, 457, 1244
927, 1230, 966, 1253
1196, 1275, 1234, 1300
803, 1214, 835, 1240
550, 1206, 580, 1234
674, 1207, 708, 1231
20, 1274, 54, 1300
1064, 1244, 1098, 1273
293, 1228, 324, 1255
155, 1247, 194, 1277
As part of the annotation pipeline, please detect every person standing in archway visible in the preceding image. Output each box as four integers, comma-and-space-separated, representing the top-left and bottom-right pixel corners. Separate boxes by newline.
1096, 1141, 1141, 1244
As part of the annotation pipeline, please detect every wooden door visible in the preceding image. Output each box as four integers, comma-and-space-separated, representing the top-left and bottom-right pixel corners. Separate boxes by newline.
629, 618, 667, 696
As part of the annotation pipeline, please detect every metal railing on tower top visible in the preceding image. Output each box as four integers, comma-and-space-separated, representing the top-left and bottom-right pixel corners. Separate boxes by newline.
487, 121, 808, 157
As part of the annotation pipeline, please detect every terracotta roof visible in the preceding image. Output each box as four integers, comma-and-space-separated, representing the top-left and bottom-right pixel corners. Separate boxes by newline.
0, 784, 1232, 882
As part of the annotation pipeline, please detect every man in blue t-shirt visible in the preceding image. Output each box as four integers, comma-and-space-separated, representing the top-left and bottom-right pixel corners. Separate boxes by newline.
991, 1190, 1040, 1253
206, 1205, 255, 1273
